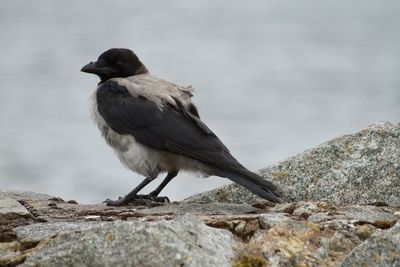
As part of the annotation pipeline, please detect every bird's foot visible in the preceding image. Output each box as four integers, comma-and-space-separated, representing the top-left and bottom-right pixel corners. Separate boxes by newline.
104, 194, 170, 206
103, 196, 127, 206
139, 194, 170, 203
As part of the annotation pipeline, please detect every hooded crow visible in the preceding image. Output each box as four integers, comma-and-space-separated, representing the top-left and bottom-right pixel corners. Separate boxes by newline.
81, 48, 282, 205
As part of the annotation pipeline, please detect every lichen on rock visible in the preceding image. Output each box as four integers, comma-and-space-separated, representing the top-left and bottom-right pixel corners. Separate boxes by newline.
1, 123, 400, 266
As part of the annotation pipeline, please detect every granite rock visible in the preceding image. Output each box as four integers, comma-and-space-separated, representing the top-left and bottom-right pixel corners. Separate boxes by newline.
339, 221, 400, 267
0, 198, 33, 221
0, 194, 399, 266
0, 190, 54, 201
186, 122, 400, 206
2, 122, 400, 266
20, 214, 234, 267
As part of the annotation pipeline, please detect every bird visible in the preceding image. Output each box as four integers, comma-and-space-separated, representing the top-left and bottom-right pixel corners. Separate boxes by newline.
81, 48, 282, 206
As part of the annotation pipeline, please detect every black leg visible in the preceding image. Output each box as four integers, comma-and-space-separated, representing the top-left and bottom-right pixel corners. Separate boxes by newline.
105, 177, 152, 206
149, 171, 178, 197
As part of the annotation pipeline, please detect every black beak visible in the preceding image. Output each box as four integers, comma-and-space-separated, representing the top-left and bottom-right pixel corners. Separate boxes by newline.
81, 61, 98, 74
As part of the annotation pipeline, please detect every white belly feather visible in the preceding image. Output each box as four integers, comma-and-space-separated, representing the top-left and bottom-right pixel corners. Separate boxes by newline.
89, 75, 212, 180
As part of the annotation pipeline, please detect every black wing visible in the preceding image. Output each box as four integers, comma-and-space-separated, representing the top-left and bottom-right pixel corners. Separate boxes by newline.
96, 80, 282, 202
96, 80, 238, 170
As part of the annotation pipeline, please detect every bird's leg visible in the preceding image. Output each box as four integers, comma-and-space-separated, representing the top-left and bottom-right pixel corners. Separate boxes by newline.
104, 177, 152, 206
147, 171, 178, 202
105, 171, 179, 206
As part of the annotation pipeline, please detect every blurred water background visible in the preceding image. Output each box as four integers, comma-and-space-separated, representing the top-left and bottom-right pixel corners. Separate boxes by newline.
0, 1, 399, 203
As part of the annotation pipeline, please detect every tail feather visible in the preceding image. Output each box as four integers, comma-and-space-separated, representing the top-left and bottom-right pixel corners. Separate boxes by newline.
215, 168, 282, 203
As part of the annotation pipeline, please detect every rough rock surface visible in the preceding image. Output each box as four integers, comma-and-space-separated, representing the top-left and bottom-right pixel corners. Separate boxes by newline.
0, 190, 399, 266
339, 220, 400, 267
2, 123, 400, 266
186, 122, 400, 206
0, 199, 33, 221
0, 190, 54, 201
20, 214, 234, 267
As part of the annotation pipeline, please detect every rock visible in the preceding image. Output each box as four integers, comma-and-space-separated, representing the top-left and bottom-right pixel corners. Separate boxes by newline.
0, 198, 33, 221
19, 214, 234, 267
0, 190, 55, 201
339, 221, 400, 267
292, 202, 321, 219
336, 206, 398, 229
185, 122, 400, 206
0, 242, 21, 263
2, 122, 400, 266
0, 189, 399, 266
308, 205, 398, 229
138, 202, 261, 216
233, 202, 399, 266
354, 224, 375, 240
258, 213, 299, 230
237, 216, 347, 266
14, 221, 109, 243
307, 205, 398, 243
185, 183, 262, 204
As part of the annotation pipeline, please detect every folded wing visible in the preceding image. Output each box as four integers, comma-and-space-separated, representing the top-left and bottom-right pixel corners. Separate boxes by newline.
96, 80, 282, 202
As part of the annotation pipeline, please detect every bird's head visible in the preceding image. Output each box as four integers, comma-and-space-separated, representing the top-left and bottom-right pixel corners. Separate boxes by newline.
81, 48, 148, 83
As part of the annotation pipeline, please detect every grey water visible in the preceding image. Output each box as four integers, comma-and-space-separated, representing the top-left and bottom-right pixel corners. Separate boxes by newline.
0, 1, 399, 203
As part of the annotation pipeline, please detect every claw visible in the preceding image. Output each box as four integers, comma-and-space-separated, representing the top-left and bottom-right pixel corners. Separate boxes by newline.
104, 198, 127, 206
152, 196, 170, 203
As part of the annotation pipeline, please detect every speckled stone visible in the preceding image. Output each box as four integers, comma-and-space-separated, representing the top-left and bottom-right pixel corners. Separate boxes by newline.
339, 221, 400, 267
0, 242, 21, 263
20, 214, 234, 267
308, 205, 398, 229
185, 122, 400, 207
0, 190, 54, 201
1, 188, 399, 267
0, 198, 33, 220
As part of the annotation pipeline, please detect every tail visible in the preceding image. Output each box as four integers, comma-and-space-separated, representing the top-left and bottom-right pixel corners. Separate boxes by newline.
215, 167, 283, 203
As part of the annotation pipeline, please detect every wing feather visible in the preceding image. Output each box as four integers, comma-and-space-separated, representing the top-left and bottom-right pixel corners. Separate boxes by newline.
96, 79, 282, 202
96, 80, 239, 170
